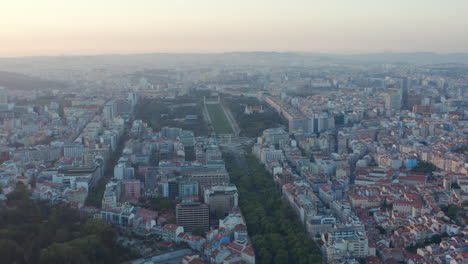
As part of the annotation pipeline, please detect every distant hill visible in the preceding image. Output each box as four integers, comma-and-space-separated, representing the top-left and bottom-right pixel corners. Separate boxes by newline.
0, 52, 467, 72
0, 71, 66, 90
303, 52, 468, 65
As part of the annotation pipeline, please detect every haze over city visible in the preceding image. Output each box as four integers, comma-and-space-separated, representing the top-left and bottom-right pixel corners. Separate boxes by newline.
1, 0, 468, 57
0, 1, 467, 264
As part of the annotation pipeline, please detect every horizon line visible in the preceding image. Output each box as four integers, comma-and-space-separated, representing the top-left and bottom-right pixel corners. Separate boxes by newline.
2, 50, 468, 60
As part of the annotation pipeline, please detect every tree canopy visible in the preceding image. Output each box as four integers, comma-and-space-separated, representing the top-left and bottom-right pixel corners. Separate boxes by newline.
0, 183, 137, 264
411, 160, 438, 174
224, 95, 287, 137
224, 153, 322, 264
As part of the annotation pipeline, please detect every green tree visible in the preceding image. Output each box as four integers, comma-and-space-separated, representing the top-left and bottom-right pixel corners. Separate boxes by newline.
0, 239, 23, 264
81, 218, 109, 236
275, 249, 289, 264
308, 254, 322, 264
429, 234, 442, 244
40, 243, 89, 264
224, 153, 322, 264
0, 184, 134, 264
258, 248, 272, 264
412, 160, 438, 174
192, 227, 206, 237
81, 218, 116, 247
6, 182, 30, 204
54, 227, 72, 243
70, 235, 112, 263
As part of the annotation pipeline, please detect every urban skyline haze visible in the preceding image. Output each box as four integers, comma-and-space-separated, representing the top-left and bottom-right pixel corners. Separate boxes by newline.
1, 0, 468, 57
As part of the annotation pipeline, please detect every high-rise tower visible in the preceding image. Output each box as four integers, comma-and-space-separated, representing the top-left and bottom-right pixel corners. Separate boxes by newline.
401, 78, 410, 110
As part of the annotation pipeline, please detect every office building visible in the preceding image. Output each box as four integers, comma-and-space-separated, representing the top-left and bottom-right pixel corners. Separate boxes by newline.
63, 144, 89, 158
178, 180, 199, 198
168, 180, 179, 199
114, 157, 134, 180
176, 202, 209, 233
401, 78, 410, 110
204, 184, 238, 216
124, 180, 141, 199
384, 89, 401, 114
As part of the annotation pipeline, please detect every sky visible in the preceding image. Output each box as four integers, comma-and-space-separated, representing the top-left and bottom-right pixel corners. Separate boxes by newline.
1, 0, 468, 57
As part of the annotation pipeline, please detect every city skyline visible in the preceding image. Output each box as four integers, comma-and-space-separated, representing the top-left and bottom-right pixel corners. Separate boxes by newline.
1, 0, 468, 57
0, 1, 467, 263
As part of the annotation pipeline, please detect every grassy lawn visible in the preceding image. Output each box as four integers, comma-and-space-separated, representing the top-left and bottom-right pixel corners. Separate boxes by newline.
206, 104, 233, 134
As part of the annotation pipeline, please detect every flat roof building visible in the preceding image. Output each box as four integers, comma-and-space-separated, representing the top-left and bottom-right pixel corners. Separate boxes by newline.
176, 202, 209, 233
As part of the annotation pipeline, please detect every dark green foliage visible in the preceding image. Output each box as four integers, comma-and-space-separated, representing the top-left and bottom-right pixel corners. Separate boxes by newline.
376, 226, 386, 235
275, 249, 289, 264
139, 196, 177, 214
86, 132, 128, 208
192, 227, 206, 237
440, 204, 461, 224
440, 204, 467, 225
411, 160, 438, 174
85, 178, 106, 208
380, 199, 393, 211
224, 95, 287, 137
224, 153, 322, 264
0, 184, 135, 264
135, 98, 209, 136
406, 234, 443, 253
0, 239, 23, 264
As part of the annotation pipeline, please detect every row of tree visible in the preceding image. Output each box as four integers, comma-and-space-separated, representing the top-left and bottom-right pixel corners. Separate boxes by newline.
224, 153, 322, 264
85, 130, 129, 208
0, 183, 138, 264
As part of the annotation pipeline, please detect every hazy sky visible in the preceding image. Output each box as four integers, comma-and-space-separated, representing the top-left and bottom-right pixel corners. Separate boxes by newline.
1, 0, 468, 57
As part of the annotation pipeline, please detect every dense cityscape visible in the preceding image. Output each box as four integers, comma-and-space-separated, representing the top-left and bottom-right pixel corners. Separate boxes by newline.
0, 53, 466, 264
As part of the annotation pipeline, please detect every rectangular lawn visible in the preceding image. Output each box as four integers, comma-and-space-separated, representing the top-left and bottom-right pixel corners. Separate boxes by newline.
206, 104, 234, 134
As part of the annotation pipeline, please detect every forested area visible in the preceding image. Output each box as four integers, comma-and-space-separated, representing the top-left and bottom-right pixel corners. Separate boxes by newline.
224, 153, 322, 264
135, 97, 210, 136
224, 95, 287, 137
0, 184, 137, 264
